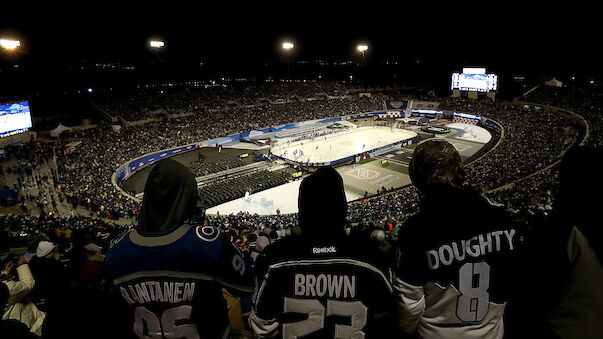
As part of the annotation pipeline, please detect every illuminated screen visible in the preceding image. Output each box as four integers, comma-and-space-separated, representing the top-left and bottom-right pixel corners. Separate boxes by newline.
462, 67, 486, 74
0, 101, 32, 138
451, 73, 497, 92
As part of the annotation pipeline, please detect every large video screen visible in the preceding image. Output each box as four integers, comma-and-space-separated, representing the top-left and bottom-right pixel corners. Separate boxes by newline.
451, 72, 498, 92
0, 101, 32, 138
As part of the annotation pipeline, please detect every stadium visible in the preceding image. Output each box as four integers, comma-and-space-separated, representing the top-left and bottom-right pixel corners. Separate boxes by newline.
0, 8, 601, 339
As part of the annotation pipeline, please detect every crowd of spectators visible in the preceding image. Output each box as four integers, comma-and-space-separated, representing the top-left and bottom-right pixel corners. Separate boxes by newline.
525, 84, 602, 148
0, 82, 599, 337
197, 169, 289, 208
93, 81, 358, 121
437, 97, 580, 191
4, 93, 380, 221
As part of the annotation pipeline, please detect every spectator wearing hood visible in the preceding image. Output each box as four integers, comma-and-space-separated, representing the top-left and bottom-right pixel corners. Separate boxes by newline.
250, 166, 397, 338
104, 158, 254, 339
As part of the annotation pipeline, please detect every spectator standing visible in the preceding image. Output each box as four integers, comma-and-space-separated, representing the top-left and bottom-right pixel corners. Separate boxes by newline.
104, 158, 254, 338
393, 139, 527, 338
522, 146, 603, 338
251, 166, 397, 338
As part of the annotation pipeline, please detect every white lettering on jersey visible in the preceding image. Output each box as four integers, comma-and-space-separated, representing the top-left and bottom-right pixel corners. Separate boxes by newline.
294, 274, 356, 298
312, 246, 337, 254
120, 281, 196, 305
427, 229, 517, 269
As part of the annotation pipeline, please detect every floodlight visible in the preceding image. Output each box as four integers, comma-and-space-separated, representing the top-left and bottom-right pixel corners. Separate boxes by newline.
0, 39, 21, 50
357, 44, 368, 52
150, 40, 165, 48
282, 42, 294, 50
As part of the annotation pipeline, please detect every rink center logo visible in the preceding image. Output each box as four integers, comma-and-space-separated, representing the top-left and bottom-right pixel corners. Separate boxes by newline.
345, 167, 380, 180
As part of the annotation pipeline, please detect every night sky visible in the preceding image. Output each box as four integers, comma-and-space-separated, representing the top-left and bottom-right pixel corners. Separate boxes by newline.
0, 3, 599, 87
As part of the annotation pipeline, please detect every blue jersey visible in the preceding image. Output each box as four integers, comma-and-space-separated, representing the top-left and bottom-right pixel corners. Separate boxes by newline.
104, 224, 254, 339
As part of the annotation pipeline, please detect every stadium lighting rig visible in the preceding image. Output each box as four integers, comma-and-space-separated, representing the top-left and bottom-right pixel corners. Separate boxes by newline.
356, 44, 369, 55
0, 39, 21, 50
282, 41, 294, 80
356, 44, 369, 88
282, 42, 294, 50
150, 40, 165, 48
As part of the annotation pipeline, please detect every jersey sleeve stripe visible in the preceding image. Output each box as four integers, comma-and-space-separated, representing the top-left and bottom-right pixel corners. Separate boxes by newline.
113, 270, 216, 285
129, 224, 193, 247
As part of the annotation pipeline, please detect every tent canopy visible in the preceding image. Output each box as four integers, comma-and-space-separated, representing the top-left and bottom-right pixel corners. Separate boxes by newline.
545, 78, 563, 87
50, 124, 73, 138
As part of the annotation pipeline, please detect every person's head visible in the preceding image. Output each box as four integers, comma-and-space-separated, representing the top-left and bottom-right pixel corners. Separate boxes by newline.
557, 145, 603, 226
255, 235, 270, 252
138, 158, 198, 233
298, 166, 347, 238
409, 139, 465, 195
370, 229, 386, 243
36, 240, 56, 259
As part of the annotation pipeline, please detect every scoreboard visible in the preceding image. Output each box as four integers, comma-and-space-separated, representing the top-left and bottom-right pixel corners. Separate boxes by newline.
0, 101, 32, 138
451, 68, 498, 92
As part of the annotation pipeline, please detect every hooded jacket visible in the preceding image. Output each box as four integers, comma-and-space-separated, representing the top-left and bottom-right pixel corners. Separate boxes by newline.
105, 158, 254, 339
138, 158, 198, 234
297, 166, 348, 239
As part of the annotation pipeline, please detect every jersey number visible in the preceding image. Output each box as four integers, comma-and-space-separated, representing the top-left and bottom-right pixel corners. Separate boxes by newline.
282, 297, 368, 339
456, 261, 490, 322
133, 305, 200, 339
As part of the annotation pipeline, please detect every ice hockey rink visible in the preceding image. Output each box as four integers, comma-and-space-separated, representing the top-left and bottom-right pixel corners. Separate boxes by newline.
206, 126, 416, 215
205, 124, 491, 216
205, 179, 363, 216
271, 126, 417, 164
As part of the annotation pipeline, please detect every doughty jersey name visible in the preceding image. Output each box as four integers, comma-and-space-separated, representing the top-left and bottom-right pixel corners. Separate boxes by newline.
427, 229, 516, 269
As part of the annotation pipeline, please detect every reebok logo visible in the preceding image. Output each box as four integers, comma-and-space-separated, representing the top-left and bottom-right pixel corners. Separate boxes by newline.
312, 246, 337, 254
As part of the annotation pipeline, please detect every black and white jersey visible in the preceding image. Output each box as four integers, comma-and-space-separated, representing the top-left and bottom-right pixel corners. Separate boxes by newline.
250, 234, 395, 338
393, 186, 527, 338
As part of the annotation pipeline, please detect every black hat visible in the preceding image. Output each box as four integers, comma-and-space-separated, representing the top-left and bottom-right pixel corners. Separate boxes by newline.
298, 166, 347, 238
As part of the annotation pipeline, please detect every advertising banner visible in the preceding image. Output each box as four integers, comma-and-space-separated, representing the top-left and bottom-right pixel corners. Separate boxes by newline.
385, 100, 408, 110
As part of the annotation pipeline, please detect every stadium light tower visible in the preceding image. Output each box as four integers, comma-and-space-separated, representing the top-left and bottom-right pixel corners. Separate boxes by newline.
357, 44, 369, 88
356, 44, 368, 57
282, 41, 294, 81
150, 40, 165, 63
1, 38, 21, 69
150, 40, 165, 48
0, 39, 20, 50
